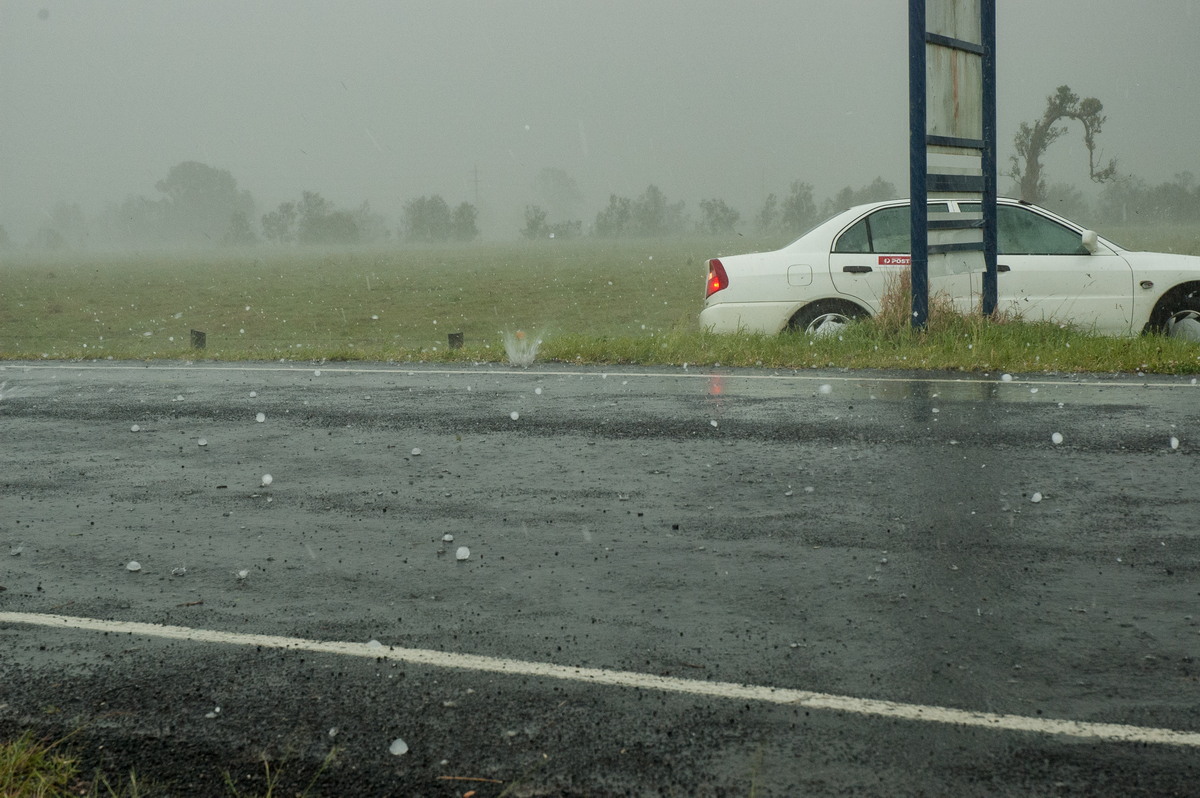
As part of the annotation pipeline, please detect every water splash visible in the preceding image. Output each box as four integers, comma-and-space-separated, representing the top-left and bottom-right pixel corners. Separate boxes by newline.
503, 330, 541, 367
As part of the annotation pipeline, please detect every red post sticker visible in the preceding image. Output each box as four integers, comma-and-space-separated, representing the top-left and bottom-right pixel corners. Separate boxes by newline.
878, 255, 911, 266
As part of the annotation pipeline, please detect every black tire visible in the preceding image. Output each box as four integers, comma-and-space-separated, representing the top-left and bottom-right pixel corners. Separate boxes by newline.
1148, 286, 1200, 342
788, 300, 867, 336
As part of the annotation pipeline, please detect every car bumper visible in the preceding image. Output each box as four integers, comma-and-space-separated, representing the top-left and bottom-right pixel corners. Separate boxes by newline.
699, 302, 793, 334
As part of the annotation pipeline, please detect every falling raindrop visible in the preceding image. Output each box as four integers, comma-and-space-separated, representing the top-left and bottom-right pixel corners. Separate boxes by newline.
710, 419, 718, 428
261, 474, 273, 486
389, 738, 409, 756
1051, 432, 1063, 445
249, 391, 258, 398
456, 546, 470, 561
818, 384, 833, 395
130, 424, 140, 432
126, 560, 142, 571
1031, 492, 1043, 503
198, 438, 208, 447
1170, 437, 1180, 450
1001, 374, 1014, 382
534, 387, 543, 395
367, 639, 383, 650
314, 369, 322, 376
510, 411, 520, 421
442, 534, 454, 542
236, 569, 249, 580
255, 412, 266, 423
411, 447, 422, 456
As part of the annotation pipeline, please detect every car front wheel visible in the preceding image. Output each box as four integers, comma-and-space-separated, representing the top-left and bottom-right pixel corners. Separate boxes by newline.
1153, 288, 1200, 342
788, 300, 866, 337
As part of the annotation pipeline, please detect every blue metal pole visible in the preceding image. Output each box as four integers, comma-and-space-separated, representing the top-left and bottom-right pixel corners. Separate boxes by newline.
981, 0, 998, 316
909, 0, 928, 329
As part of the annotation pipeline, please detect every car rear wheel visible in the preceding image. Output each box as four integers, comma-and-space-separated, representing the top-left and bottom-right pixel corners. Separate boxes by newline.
788, 300, 866, 337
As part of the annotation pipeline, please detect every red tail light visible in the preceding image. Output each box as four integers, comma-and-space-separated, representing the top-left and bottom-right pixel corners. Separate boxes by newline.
705, 258, 728, 298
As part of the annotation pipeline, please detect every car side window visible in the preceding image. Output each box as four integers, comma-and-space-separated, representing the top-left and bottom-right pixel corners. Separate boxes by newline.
960, 203, 1088, 255
832, 204, 950, 254
834, 218, 871, 253
864, 207, 910, 253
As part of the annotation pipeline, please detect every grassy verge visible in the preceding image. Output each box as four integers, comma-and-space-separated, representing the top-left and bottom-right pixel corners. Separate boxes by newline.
0, 729, 335, 798
1, 234, 1198, 374
0, 729, 152, 797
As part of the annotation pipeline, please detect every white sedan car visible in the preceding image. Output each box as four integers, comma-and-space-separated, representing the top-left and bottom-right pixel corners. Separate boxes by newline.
701, 198, 1200, 341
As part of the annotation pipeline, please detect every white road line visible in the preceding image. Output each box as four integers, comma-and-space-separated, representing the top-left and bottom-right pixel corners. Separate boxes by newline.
4, 611, 1198, 748
9, 361, 1198, 388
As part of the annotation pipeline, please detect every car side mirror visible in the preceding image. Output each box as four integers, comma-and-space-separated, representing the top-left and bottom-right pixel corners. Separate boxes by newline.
1081, 230, 1100, 255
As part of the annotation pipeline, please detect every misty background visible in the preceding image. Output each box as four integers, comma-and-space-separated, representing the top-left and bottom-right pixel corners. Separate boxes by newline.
2, 0, 1198, 250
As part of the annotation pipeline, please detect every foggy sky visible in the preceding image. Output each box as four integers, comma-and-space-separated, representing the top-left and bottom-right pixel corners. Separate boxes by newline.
2, 1, 1197, 242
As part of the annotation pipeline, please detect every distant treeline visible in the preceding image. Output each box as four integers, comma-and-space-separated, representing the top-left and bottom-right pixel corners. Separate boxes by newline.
7, 160, 1200, 252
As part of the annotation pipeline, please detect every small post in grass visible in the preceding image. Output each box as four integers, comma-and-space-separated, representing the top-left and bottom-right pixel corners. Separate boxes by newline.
190, 329, 207, 349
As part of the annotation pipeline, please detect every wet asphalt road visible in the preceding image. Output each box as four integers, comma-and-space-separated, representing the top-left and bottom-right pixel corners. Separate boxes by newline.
1, 360, 1199, 797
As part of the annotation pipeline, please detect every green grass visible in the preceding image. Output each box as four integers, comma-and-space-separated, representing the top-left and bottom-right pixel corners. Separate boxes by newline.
0, 729, 153, 798
0, 730, 81, 798
0, 730, 332, 798
1, 232, 1198, 374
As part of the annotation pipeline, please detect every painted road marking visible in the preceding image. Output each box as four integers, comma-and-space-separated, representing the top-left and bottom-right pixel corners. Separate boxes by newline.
9, 362, 1198, 390
3, 611, 1198, 748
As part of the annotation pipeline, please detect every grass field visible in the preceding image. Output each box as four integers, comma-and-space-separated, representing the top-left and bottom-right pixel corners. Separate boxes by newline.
2, 229, 1199, 374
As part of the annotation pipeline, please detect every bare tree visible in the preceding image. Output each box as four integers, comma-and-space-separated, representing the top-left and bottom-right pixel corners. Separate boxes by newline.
1008, 85, 1117, 203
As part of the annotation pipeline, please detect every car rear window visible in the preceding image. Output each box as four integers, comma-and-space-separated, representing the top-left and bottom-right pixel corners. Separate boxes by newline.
832, 203, 949, 254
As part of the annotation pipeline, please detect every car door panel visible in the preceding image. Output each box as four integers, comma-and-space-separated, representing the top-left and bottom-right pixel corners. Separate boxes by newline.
960, 203, 1135, 334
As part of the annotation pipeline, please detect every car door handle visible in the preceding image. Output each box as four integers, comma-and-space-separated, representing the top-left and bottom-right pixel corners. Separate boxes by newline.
997, 264, 1011, 272
842, 265, 873, 274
